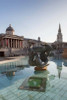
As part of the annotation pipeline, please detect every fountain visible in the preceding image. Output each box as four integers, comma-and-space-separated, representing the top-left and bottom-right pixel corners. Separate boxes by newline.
29, 44, 51, 71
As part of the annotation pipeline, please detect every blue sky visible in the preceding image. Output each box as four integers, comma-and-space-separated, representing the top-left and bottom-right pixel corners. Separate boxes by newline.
0, 0, 67, 42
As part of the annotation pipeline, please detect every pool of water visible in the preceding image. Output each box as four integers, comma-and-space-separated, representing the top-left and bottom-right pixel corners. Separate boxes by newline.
0, 56, 67, 100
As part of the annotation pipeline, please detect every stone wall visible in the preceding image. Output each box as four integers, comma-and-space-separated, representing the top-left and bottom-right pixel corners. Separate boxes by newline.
62, 48, 67, 58
0, 48, 24, 57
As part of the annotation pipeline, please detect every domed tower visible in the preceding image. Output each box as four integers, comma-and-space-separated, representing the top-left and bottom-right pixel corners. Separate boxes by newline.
57, 24, 63, 42
6, 24, 15, 35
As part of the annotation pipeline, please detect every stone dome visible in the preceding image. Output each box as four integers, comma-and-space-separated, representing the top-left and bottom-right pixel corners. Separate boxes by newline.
6, 24, 14, 32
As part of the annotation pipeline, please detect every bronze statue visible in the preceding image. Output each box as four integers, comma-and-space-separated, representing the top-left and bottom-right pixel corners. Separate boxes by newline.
29, 45, 51, 68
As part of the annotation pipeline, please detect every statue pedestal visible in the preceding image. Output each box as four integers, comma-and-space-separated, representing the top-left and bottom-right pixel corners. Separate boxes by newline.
34, 64, 49, 71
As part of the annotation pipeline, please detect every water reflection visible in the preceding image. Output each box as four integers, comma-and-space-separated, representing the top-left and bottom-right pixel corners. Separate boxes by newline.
19, 70, 55, 92
50, 57, 63, 78
63, 59, 67, 67
6, 71, 15, 80
55, 60, 62, 79
0, 60, 30, 80
0, 56, 67, 91
50, 56, 67, 68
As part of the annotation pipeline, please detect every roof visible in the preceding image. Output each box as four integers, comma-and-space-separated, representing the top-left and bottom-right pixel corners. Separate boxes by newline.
6, 24, 14, 32
0, 33, 24, 40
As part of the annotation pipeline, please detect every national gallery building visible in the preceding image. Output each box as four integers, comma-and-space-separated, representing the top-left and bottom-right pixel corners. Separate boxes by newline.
0, 25, 23, 57
0, 25, 46, 57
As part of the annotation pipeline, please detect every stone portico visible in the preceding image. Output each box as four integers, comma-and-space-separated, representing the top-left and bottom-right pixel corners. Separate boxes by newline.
0, 25, 23, 57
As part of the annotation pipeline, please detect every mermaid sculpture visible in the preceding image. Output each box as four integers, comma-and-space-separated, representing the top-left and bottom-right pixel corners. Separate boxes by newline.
29, 44, 51, 70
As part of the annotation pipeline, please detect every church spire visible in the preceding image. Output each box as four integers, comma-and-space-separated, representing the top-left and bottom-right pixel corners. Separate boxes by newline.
57, 23, 63, 42
58, 23, 61, 33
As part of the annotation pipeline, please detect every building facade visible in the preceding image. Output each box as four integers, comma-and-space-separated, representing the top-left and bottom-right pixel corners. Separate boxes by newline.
0, 25, 46, 57
23, 37, 46, 55
52, 24, 67, 54
23, 37, 46, 48
0, 25, 23, 56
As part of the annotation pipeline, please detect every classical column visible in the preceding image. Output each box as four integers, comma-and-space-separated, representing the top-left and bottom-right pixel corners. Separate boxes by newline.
18, 40, 19, 48
3, 39, 4, 48
5, 39, 7, 48
18, 40, 20, 48
11, 39, 12, 48
19, 40, 21, 48
6, 38, 9, 48
21, 41, 23, 48
20, 41, 21, 48
21, 41, 22, 48
13, 39, 15, 48
14, 40, 16, 48
12, 39, 13, 48
13, 39, 14, 48
4, 39, 6, 48
19, 40, 20, 48
2, 39, 4, 48
8, 39, 10, 48
14, 39, 15, 48
17, 40, 18, 48
15, 39, 16, 48
16, 39, 17, 48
